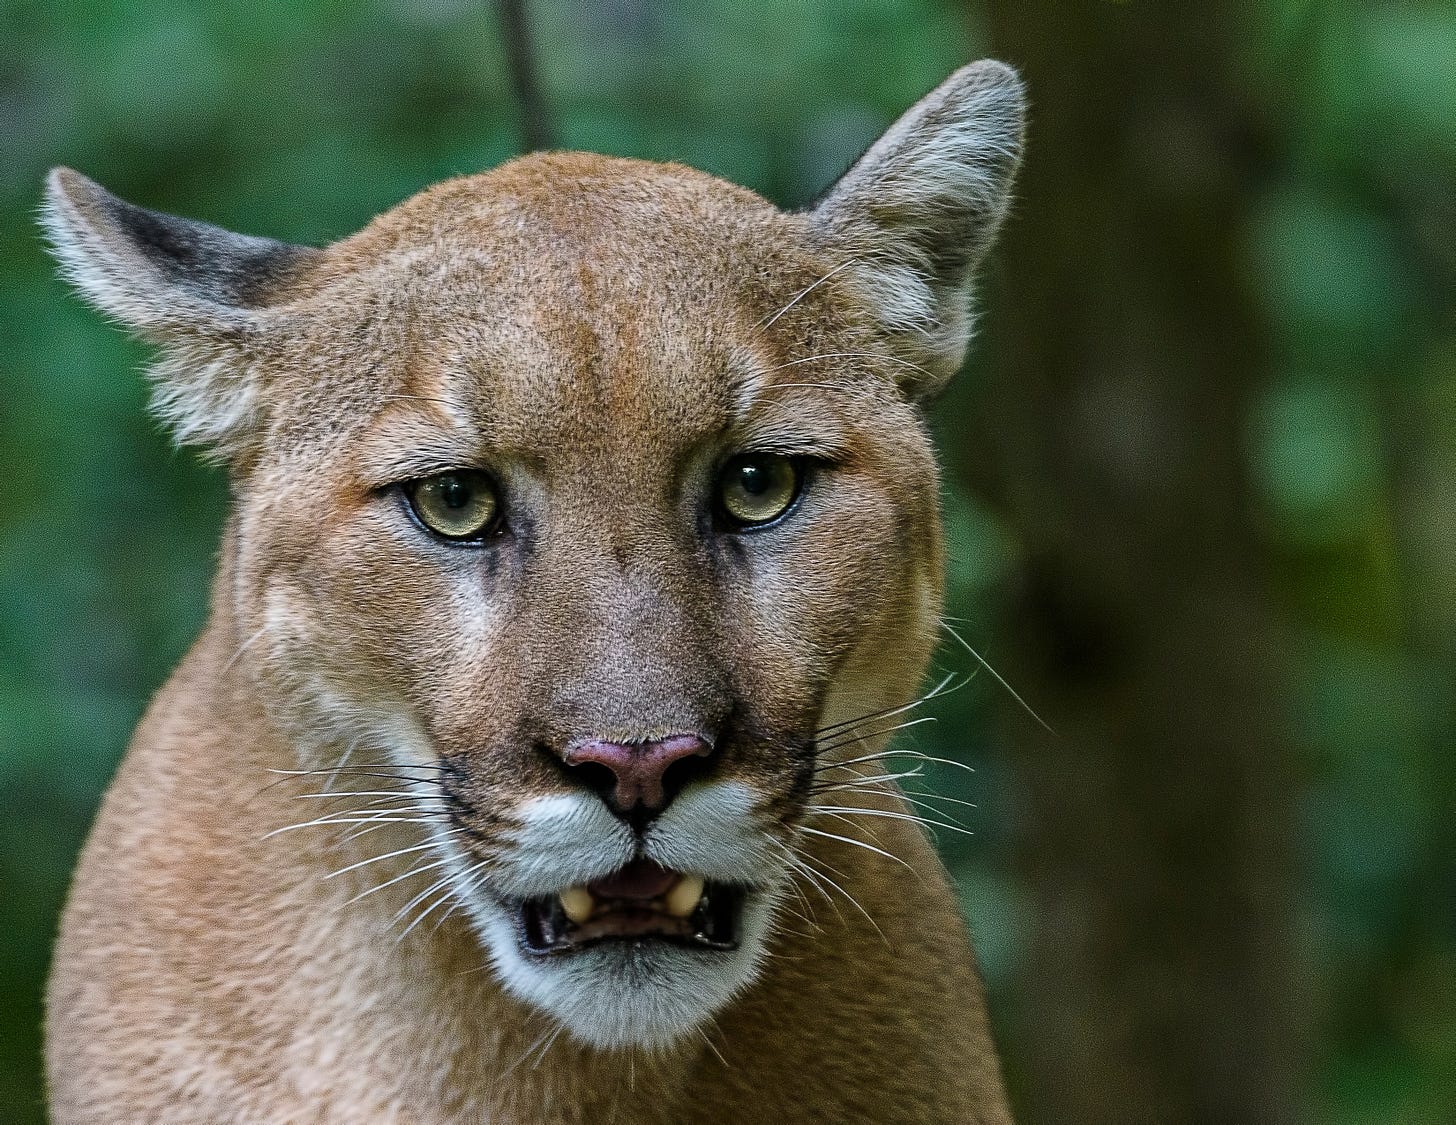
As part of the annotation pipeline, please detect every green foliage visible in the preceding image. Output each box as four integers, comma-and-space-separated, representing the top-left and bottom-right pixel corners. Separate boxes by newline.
1248, 4, 1456, 1120
1, 1, 1452, 1120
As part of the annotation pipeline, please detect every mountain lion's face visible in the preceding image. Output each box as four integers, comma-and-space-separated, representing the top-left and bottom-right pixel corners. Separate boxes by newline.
44, 63, 1023, 1049
234, 160, 946, 1046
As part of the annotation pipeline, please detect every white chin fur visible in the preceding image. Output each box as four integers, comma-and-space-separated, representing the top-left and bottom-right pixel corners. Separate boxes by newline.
449, 782, 787, 1050
465, 888, 779, 1051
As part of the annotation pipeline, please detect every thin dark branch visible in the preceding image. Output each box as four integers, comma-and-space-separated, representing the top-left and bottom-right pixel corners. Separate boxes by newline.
496, 0, 554, 152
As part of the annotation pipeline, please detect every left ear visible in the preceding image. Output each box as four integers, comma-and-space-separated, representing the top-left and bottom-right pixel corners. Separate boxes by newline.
40, 168, 321, 459
809, 60, 1026, 398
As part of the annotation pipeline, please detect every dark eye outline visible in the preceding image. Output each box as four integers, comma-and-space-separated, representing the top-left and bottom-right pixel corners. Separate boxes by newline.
713, 453, 809, 532
398, 469, 504, 545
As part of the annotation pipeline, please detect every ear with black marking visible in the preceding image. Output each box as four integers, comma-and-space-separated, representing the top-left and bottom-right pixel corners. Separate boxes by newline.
41, 168, 320, 457
810, 60, 1026, 398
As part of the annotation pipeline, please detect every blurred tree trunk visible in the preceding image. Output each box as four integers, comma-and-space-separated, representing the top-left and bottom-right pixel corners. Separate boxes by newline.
966, 4, 1306, 1122
496, 0, 554, 151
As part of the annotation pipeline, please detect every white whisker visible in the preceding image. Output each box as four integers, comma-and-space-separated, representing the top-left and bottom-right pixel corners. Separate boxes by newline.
758, 258, 858, 329
808, 803, 974, 838
812, 767, 926, 789
816, 714, 938, 757
817, 672, 962, 738
221, 624, 267, 673
942, 620, 1054, 734
341, 855, 456, 908
500, 1018, 562, 1079
267, 811, 442, 838
797, 824, 915, 871
529, 1022, 567, 1070
290, 790, 433, 802
821, 783, 978, 816
396, 857, 490, 941
816, 748, 978, 776
323, 841, 439, 880
789, 847, 887, 944
761, 350, 941, 384
696, 1022, 730, 1068
777, 850, 848, 929
320, 736, 363, 794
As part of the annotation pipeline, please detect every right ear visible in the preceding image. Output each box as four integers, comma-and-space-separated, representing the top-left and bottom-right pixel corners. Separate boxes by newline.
41, 168, 320, 458
808, 61, 1025, 399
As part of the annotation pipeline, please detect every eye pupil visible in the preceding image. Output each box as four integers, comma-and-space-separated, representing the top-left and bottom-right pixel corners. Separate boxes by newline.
738, 463, 770, 495
441, 477, 470, 508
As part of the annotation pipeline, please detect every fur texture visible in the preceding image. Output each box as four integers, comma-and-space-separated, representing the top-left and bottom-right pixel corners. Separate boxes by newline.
43, 61, 1025, 1122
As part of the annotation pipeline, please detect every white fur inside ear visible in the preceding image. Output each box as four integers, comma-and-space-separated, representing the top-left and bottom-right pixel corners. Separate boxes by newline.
811, 60, 1026, 392
146, 339, 263, 457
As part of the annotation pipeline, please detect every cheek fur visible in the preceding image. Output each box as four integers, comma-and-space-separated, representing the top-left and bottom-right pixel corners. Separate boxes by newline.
729, 476, 919, 671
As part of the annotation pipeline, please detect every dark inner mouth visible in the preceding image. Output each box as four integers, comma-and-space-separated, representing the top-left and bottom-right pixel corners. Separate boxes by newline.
515, 859, 744, 956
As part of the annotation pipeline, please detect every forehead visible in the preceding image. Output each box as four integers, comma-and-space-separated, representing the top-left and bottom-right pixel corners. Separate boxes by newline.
400, 245, 760, 463
302, 154, 866, 474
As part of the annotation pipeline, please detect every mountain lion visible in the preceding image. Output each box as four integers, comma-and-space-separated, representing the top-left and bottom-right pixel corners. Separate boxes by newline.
42, 60, 1025, 1122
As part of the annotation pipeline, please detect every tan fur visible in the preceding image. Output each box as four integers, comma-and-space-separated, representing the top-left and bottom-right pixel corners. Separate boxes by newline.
45, 62, 1024, 1122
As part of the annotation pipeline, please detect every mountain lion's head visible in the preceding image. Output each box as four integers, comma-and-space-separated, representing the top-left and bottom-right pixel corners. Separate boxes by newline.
43, 62, 1024, 1050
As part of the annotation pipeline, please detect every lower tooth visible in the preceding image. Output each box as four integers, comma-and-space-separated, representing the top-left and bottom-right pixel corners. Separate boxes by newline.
559, 886, 594, 924
665, 874, 705, 918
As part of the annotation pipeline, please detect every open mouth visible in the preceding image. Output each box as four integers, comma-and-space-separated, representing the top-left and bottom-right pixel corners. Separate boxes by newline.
515, 859, 744, 956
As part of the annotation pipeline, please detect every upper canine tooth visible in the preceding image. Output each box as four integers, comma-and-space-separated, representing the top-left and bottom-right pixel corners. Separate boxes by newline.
665, 874, 705, 918
559, 886, 594, 924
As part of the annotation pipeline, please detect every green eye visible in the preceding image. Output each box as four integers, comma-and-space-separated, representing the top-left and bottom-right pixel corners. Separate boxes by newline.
405, 470, 499, 541
717, 454, 802, 528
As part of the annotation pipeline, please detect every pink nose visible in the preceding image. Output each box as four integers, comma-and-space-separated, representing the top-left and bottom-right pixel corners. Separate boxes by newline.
561, 735, 713, 815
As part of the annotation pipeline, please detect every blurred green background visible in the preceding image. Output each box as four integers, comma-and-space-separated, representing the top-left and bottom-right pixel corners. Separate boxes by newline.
1, 1, 1453, 1122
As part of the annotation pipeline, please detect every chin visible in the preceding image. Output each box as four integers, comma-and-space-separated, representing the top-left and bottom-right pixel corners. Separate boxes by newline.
467, 877, 781, 1051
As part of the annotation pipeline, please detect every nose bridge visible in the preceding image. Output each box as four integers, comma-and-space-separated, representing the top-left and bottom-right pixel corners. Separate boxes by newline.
524, 522, 723, 739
